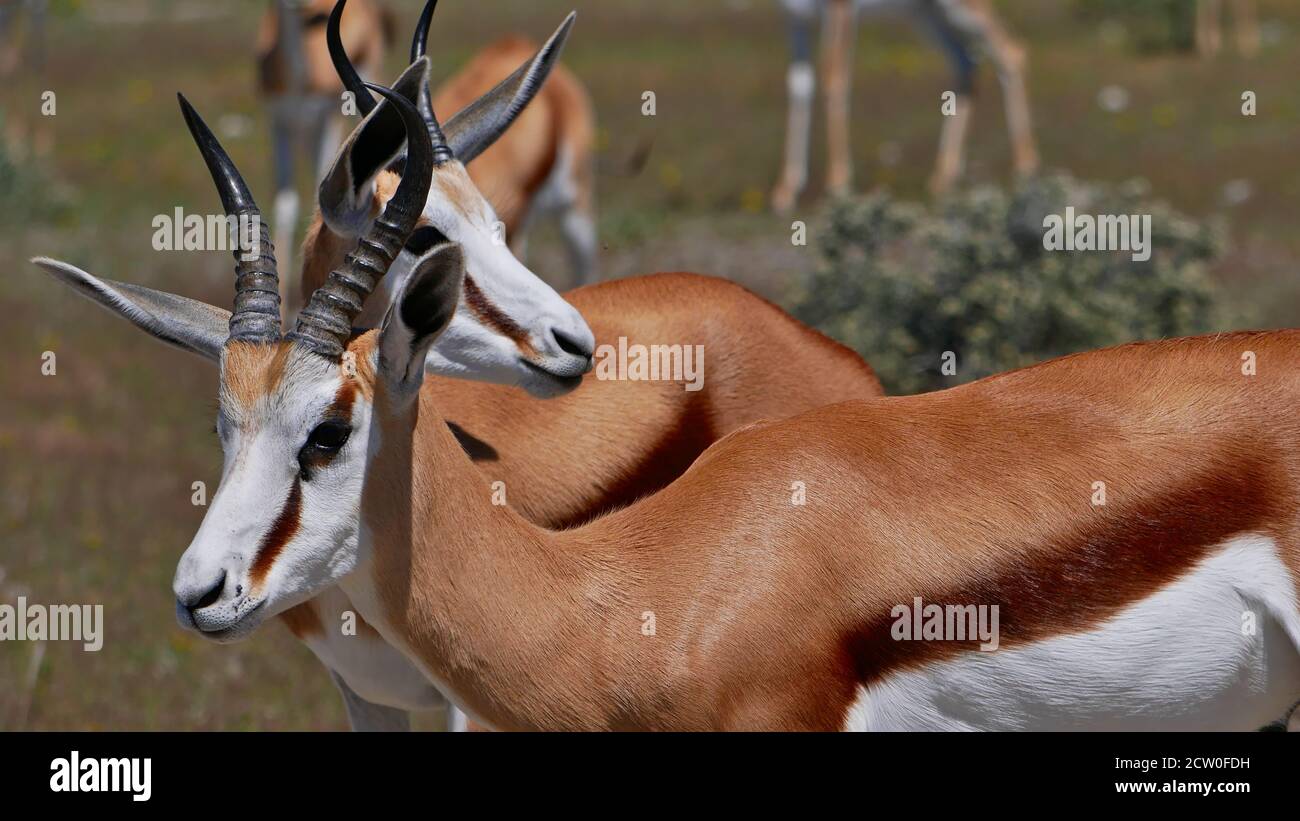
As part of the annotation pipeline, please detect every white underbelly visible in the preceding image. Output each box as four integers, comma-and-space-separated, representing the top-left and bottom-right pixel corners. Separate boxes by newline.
845, 534, 1300, 731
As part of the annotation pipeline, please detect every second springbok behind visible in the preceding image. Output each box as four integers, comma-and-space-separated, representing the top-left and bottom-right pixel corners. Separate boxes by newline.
299, 1, 597, 395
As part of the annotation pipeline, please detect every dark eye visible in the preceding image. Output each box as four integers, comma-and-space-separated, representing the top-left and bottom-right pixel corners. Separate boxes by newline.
298, 421, 351, 481
306, 421, 351, 452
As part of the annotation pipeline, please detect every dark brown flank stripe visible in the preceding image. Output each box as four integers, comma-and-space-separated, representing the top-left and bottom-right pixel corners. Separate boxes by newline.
461, 273, 536, 356
811, 455, 1289, 730
250, 478, 302, 586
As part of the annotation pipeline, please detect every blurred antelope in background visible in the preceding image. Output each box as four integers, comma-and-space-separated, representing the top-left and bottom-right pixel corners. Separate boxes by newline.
256, 0, 393, 310
0, 0, 44, 77
772, 0, 1039, 210
1196, 0, 1260, 57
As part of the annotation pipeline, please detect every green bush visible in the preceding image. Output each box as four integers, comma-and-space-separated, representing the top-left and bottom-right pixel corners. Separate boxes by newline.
789, 174, 1233, 395
1072, 0, 1198, 53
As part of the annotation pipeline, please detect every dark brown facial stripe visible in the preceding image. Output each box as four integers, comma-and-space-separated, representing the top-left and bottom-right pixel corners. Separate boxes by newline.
461, 274, 536, 356
838, 452, 1288, 709
250, 478, 302, 587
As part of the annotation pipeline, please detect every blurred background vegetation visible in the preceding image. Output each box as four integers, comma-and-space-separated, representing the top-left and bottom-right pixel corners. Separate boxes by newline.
1071, 0, 1202, 52
794, 174, 1230, 393
2, 0, 1298, 729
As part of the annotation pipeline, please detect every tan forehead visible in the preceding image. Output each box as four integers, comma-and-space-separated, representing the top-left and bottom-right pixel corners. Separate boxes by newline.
374, 162, 482, 224
431, 163, 483, 220
221, 336, 378, 412
221, 341, 294, 410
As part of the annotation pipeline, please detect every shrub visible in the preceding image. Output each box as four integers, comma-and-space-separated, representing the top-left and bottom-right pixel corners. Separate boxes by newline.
789, 174, 1233, 395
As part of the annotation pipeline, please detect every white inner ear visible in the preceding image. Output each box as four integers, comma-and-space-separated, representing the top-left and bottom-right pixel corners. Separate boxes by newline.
379, 298, 424, 391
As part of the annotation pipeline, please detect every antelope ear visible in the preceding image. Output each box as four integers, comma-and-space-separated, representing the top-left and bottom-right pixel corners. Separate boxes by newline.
319, 57, 431, 237
33, 257, 230, 361
377, 242, 465, 395
442, 12, 576, 164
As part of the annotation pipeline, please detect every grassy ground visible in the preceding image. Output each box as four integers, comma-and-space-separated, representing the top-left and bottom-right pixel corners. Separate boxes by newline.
2, 0, 1298, 729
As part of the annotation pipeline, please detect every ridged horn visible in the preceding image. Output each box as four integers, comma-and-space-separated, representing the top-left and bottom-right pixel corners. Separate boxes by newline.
409, 0, 439, 136
413, 0, 454, 164
288, 78, 434, 358
330, 0, 452, 163
177, 93, 281, 344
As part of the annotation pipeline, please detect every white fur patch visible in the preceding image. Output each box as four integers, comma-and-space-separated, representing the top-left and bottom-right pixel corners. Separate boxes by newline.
297, 586, 445, 711
844, 534, 1300, 730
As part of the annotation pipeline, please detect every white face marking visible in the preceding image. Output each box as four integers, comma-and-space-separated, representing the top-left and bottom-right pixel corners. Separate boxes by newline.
357, 162, 594, 398
843, 534, 1300, 730
172, 346, 373, 643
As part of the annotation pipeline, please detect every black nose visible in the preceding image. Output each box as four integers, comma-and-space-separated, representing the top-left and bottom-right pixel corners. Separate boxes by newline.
551, 327, 593, 359
180, 571, 226, 613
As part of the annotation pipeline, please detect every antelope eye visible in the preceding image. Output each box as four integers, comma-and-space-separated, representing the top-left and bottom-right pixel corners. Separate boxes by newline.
305, 421, 351, 452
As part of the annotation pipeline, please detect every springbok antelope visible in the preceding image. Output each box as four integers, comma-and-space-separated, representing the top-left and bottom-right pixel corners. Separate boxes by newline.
257, 0, 392, 312
300, 5, 597, 400
38, 55, 886, 731
166, 190, 1300, 729
178, 247, 1300, 729
772, 0, 1039, 210
40, 70, 1300, 730
1196, 0, 1260, 58
301, 1, 595, 394
301, 0, 596, 359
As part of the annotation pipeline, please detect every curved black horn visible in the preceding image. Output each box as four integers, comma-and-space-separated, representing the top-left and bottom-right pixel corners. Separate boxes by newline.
288, 81, 434, 358
407, 0, 454, 164
410, 0, 436, 63
328, 0, 376, 116
177, 93, 281, 344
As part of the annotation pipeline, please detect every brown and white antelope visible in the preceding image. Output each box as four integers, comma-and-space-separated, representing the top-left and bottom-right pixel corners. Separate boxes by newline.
41, 63, 1300, 730
257, 0, 392, 308
1196, 0, 1260, 58
772, 0, 1039, 210
175, 243, 1300, 729
300, 1, 596, 396
38, 44, 886, 730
